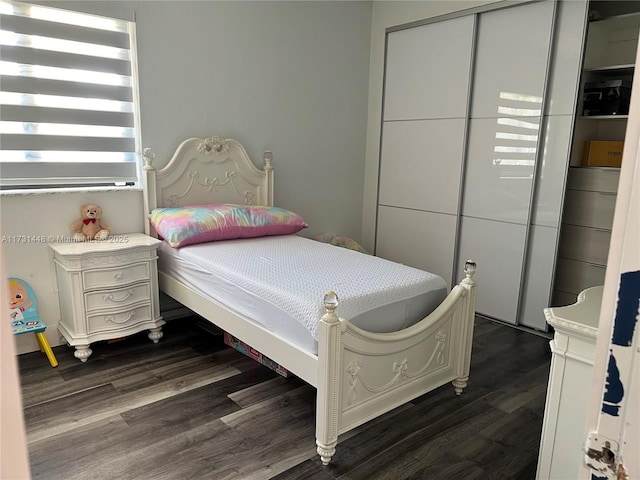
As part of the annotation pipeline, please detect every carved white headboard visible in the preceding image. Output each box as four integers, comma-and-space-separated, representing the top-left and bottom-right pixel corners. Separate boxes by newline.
142, 136, 274, 235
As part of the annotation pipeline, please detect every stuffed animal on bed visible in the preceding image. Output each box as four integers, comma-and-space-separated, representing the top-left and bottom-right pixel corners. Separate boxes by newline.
313, 233, 369, 254
70, 203, 111, 241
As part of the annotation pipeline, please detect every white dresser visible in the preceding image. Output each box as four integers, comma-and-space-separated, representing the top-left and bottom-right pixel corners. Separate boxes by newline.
49, 233, 164, 362
536, 285, 602, 480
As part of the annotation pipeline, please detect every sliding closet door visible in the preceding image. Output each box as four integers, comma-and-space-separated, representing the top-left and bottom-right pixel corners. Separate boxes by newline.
457, 0, 556, 323
518, 0, 588, 330
376, 15, 475, 286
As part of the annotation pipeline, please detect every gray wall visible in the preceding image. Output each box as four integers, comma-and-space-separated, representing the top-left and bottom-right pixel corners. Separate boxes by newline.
132, 0, 373, 240
3, 1, 372, 353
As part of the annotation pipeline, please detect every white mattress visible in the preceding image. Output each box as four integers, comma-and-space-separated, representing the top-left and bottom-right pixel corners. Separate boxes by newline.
158, 235, 447, 354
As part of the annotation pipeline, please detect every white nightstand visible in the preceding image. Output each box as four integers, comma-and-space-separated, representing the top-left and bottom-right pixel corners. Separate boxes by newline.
49, 233, 165, 362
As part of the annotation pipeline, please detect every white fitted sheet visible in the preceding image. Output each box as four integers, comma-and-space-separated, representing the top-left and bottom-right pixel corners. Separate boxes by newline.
158, 235, 447, 354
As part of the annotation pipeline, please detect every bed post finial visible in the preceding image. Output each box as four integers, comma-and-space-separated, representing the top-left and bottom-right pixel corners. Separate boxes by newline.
463, 260, 477, 285
263, 151, 273, 171
322, 291, 339, 324
142, 147, 156, 171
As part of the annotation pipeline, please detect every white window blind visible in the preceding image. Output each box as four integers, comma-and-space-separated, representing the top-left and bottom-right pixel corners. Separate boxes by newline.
0, 0, 140, 188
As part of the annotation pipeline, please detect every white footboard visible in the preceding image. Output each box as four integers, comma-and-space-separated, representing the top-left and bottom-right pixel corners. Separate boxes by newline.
315, 261, 477, 465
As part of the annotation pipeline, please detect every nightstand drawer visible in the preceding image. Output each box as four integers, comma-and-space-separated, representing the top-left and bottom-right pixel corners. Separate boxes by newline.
84, 283, 151, 313
83, 263, 150, 290
88, 304, 152, 333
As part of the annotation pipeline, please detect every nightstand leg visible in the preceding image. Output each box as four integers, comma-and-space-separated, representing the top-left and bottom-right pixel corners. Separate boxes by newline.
74, 345, 92, 362
148, 327, 163, 344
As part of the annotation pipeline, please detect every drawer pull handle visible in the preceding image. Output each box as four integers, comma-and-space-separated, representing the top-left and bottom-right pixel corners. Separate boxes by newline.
598, 192, 616, 196
114, 272, 124, 281
102, 289, 135, 303
105, 311, 136, 324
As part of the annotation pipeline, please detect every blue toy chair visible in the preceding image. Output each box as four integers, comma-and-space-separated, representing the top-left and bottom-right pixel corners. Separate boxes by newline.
8, 278, 58, 367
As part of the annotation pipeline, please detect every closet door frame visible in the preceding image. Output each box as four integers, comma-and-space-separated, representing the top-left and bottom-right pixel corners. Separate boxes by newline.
375, 0, 561, 327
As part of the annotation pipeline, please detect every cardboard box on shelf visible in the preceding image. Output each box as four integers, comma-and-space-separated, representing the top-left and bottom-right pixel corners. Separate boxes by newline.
582, 141, 624, 167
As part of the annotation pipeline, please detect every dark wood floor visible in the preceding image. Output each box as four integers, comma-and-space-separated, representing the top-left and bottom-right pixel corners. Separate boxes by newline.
18, 316, 551, 480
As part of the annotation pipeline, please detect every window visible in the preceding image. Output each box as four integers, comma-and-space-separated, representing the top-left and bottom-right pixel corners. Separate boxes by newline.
0, 0, 141, 189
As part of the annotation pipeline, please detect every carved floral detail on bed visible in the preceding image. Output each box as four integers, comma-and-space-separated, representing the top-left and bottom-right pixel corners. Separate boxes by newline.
345, 328, 449, 405
142, 138, 274, 210
197, 136, 230, 155
165, 170, 255, 207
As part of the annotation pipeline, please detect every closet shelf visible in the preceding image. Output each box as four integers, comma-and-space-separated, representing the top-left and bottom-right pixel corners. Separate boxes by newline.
578, 114, 629, 120
583, 64, 634, 73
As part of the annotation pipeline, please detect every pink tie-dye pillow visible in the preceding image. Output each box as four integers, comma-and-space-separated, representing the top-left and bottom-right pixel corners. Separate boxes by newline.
149, 204, 308, 248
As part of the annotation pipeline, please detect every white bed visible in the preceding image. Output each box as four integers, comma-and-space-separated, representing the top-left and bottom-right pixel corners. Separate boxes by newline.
142, 136, 478, 465
157, 235, 449, 355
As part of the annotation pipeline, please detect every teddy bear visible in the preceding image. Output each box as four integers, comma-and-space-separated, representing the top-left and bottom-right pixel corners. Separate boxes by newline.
70, 203, 111, 241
